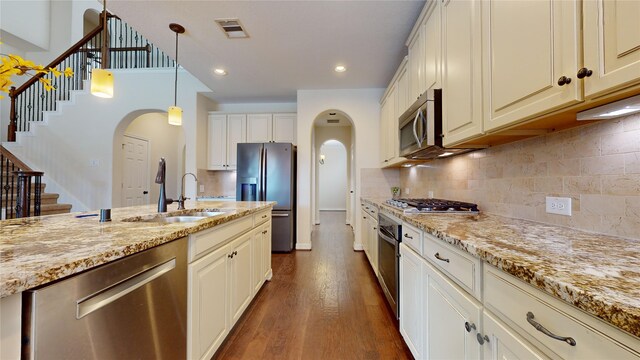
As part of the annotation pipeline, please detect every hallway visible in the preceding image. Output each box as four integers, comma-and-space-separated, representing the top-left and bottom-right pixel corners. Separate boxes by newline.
215, 211, 412, 359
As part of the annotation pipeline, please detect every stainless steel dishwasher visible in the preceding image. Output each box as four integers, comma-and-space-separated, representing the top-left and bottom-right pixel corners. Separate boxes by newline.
22, 237, 187, 359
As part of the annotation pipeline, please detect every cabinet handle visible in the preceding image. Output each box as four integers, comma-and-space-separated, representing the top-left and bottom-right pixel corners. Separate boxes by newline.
373, 227, 377, 230
262, 215, 267, 218
228, 253, 233, 258
576, 67, 593, 79
526, 312, 576, 346
233, 251, 238, 256
262, 230, 267, 234
403, 233, 413, 239
434, 252, 450, 263
385, 159, 389, 162
476, 333, 490, 345
464, 322, 476, 333
363, 216, 367, 219
557, 76, 572, 86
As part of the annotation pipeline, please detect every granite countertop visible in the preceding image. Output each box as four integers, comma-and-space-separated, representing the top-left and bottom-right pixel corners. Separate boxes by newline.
0, 200, 274, 298
362, 198, 640, 339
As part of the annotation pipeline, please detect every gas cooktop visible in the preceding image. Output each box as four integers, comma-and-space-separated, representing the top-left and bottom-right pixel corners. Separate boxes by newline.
386, 198, 479, 214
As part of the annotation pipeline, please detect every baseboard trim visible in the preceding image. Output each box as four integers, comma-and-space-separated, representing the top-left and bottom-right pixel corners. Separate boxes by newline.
296, 242, 312, 250
266, 269, 273, 281
353, 242, 364, 251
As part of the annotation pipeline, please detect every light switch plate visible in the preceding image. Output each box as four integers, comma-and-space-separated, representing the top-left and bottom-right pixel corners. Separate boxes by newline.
405, 188, 410, 195
546, 196, 572, 216
428, 191, 434, 198
199, 185, 205, 193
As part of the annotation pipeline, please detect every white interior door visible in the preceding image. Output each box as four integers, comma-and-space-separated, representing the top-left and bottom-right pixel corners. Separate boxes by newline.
122, 135, 149, 207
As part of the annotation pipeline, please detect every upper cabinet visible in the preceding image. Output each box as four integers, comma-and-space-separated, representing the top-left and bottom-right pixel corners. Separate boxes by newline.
441, 0, 484, 146
483, 0, 582, 133
380, 59, 406, 167
583, 0, 640, 98
408, 25, 425, 102
247, 113, 296, 144
208, 114, 246, 170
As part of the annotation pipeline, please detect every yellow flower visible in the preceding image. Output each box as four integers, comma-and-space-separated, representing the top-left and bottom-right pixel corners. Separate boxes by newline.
63, 67, 73, 78
39, 77, 54, 91
49, 67, 62, 77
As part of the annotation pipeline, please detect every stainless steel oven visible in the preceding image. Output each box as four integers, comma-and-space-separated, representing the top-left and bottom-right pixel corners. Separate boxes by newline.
377, 212, 402, 319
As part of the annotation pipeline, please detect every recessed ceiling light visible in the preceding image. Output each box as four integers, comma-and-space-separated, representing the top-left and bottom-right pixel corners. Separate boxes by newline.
402, 164, 413, 167
214, 68, 227, 76
334, 65, 347, 73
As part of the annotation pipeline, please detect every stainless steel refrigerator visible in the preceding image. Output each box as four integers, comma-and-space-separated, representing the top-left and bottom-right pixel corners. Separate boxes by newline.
236, 143, 296, 252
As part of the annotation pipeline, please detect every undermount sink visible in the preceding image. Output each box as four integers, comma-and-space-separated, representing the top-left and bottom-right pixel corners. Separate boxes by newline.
123, 209, 227, 224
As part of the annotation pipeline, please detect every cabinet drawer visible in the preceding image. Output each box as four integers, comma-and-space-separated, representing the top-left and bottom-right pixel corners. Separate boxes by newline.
401, 222, 422, 254
422, 233, 481, 299
189, 216, 253, 262
253, 209, 271, 226
484, 266, 640, 359
362, 203, 378, 218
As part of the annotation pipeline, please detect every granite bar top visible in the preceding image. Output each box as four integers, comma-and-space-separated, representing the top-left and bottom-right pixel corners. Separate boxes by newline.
362, 198, 640, 339
0, 200, 274, 298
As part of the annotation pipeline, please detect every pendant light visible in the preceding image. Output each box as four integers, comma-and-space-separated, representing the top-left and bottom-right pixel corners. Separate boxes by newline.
168, 23, 185, 126
91, 0, 114, 98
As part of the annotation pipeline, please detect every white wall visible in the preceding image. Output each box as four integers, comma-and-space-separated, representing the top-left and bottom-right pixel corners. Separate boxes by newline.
297, 88, 384, 250
4, 68, 210, 211
213, 102, 297, 113
0, 1, 51, 51
123, 112, 185, 206
318, 140, 347, 211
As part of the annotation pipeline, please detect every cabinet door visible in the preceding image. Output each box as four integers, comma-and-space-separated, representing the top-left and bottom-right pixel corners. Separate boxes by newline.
226, 114, 246, 170
399, 244, 424, 358
188, 243, 230, 360
380, 97, 389, 165
261, 221, 272, 280
423, 0, 440, 93
361, 209, 369, 256
583, 0, 640, 97
397, 63, 409, 119
273, 113, 296, 144
385, 84, 398, 165
251, 229, 264, 295
230, 232, 253, 326
367, 215, 379, 275
483, 311, 549, 360
207, 115, 227, 170
247, 114, 273, 143
425, 261, 481, 360
483, 0, 581, 132
408, 27, 425, 102
442, 0, 483, 146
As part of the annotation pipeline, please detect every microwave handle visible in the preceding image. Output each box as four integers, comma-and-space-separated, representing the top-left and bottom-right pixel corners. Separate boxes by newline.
420, 110, 428, 144
413, 111, 422, 147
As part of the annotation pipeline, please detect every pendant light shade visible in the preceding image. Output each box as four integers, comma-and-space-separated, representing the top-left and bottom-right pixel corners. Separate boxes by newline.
168, 106, 183, 126
91, 68, 114, 98
91, 0, 114, 98
169, 23, 185, 126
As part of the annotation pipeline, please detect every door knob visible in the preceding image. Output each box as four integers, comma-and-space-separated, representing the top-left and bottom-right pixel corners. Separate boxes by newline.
577, 67, 593, 79
143, 191, 148, 195
557, 76, 572, 86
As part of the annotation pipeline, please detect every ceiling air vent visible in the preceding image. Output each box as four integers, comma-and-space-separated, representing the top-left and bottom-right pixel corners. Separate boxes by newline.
327, 119, 340, 124
215, 19, 249, 39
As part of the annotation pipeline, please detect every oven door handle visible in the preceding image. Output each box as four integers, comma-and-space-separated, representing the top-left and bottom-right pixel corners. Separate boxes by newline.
378, 228, 397, 245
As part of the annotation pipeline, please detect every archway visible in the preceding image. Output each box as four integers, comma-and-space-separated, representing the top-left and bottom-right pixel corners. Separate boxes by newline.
311, 109, 356, 230
112, 110, 185, 207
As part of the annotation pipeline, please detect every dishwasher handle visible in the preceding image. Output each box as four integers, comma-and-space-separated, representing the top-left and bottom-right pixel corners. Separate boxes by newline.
76, 258, 176, 319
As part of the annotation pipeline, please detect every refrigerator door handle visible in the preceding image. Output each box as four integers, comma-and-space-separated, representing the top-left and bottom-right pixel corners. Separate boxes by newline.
258, 146, 264, 201
262, 147, 268, 201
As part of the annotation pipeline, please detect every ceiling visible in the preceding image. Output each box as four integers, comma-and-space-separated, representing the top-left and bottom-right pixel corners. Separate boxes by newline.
107, 0, 426, 104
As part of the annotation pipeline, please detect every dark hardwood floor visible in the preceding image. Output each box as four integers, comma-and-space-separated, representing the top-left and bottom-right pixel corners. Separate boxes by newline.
214, 211, 412, 360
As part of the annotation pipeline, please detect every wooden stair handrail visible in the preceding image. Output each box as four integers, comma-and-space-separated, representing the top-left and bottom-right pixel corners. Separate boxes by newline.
0, 145, 32, 171
12, 12, 108, 95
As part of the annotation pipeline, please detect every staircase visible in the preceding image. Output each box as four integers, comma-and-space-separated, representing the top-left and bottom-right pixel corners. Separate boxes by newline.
1, 146, 72, 219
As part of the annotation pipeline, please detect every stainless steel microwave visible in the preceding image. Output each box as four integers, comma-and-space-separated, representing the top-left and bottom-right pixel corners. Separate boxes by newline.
399, 89, 475, 160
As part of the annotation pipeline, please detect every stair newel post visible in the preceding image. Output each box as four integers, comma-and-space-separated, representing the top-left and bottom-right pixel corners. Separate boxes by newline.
13, 170, 43, 218
8, 86, 17, 142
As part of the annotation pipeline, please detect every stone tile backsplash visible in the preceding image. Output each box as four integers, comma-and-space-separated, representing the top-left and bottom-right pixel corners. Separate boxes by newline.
196, 169, 236, 197
360, 168, 400, 198
399, 114, 640, 240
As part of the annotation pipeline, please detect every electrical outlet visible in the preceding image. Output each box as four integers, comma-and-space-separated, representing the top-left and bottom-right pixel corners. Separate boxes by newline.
428, 191, 434, 199
199, 185, 205, 193
546, 196, 572, 216
405, 188, 410, 195
88, 159, 100, 167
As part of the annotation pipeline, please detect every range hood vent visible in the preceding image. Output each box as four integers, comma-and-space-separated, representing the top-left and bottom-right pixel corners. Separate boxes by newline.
215, 19, 249, 39
327, 119, 340, 124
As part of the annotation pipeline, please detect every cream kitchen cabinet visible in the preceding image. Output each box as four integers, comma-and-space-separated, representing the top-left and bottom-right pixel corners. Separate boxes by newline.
252, 212, 272, 294
482, 310, 549, 360
407, 23, 425, 103
399, 243, 425, 358
360, 203, 378, 274
247, 113, 296, 144
397, 60, 409, 118
207, 114, 246, 170
188, 212, 272, 360
441, 0, 484, 146
583, 0, 640, 98
425, 258, 482, 360
482, 0, 582, 132
380, 82, 398, 167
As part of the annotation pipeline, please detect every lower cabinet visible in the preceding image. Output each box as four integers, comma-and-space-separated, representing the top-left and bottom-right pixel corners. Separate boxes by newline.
482, 310, 548, 360
360, 204, 379, 275
424, 260, 481, 360
399, 243, 425, 358
188, 215, 272, 360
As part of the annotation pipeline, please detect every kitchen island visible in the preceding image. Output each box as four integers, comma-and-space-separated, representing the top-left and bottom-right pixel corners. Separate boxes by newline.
0, 200, 274, 359
362, 197, 640, 358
